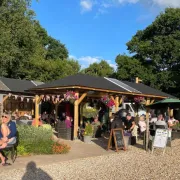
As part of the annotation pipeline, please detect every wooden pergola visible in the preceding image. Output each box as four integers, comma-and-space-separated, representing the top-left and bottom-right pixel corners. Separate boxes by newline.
28, 74, 174, 139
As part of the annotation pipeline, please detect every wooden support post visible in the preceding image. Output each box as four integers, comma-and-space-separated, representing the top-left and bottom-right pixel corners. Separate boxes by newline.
78, 93, 87, 104
3, 94, 9, 103
145, 98, 151, 151
119, 97, 123, 105
110, 96, 115, 102
74, 92, 79, 139
35, 95, 40, 127
115, 96, 119, 113
73, 93, 87, 139
150, 99, 155, 105
37, 95, 44, 104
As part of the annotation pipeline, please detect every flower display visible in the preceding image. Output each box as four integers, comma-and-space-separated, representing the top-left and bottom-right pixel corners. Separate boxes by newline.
52, 143, 71, 154
101, 95, 115, 109
134, 96, 146, 104
64, 91, 78, 103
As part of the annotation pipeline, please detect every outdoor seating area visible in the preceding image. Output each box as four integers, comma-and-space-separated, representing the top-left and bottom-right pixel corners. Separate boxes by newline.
0, 74, 179, 170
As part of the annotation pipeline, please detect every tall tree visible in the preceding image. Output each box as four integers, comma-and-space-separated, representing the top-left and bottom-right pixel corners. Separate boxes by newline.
0, 0, 44, 78
0, 0, 70, 81
26, 58, 80, 82
125, 8, 180, 94
82, 60, 114, 77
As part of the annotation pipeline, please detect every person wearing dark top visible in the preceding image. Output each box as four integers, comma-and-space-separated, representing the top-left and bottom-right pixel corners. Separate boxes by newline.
110, 114, 124, 149
111, 114, 124, 130
123, 113, 135, 131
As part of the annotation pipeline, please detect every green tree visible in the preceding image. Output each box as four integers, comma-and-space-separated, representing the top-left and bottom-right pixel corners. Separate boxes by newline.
0, 0, 44, 78
125, 8, 180, 94
45, 37, 68, 60
34, 21, 69, 60
82, 60, 114, 77
26, 58, 80, 82
0, 0, 69, 81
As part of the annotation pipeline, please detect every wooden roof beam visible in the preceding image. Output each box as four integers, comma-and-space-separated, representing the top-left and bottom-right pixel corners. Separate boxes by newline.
29, 86, 168, 99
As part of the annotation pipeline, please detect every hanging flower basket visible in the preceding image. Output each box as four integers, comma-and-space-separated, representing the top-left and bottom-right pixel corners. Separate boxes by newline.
134, 96, 146, 104
64, 91, 78, 104
100, 95, 115, 110
69, 99, 75, 104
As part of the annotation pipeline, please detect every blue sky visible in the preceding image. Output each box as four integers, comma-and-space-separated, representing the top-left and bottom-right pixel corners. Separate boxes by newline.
31, 0, 180, 69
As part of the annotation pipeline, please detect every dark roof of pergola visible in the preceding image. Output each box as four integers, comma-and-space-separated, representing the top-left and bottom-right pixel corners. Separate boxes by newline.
28, 74, 174, 98
0, 77, 44, 94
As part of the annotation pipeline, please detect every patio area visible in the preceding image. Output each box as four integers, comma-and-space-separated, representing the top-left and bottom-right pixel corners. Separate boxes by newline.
1, 138, 180, 180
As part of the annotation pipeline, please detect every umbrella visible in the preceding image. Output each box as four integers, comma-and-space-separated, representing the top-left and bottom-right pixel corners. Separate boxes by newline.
147, 98, 180, 109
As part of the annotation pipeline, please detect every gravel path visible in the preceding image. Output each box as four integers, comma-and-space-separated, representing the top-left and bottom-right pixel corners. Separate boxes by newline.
1, 139, 180, 180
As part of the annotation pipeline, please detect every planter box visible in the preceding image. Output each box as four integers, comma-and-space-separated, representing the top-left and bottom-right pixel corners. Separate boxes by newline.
84, 135, 92, 143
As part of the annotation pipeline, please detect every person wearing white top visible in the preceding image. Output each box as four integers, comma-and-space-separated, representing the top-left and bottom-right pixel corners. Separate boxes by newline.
138, 115, 146, 133
168, 116, 179, 129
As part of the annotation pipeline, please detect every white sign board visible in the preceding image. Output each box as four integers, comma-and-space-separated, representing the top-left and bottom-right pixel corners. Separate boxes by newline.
153, 129, 169, 148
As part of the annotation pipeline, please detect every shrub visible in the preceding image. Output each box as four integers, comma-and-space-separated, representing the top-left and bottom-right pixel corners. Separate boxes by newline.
42, 124, 52, 130
52, 143, 71, 154
17, 125, 70, 155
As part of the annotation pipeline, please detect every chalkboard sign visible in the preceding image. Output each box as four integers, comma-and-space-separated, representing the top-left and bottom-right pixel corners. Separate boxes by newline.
153, 129, 168, 148
107, 128, 126, 151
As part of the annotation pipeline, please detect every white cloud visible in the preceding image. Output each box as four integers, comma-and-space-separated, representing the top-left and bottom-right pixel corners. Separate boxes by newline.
115, 0, 180, 7
152, 0, 180, 8
80, 0, 180, 14
69, 55, 117, 70
80, 0, 93, 12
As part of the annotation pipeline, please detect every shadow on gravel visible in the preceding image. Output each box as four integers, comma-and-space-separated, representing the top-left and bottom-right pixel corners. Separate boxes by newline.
91, 137, 109, 150
22, 161, 52, 180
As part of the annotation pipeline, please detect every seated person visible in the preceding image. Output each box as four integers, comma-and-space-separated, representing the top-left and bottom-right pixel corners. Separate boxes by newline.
168, 116, 179, 129
155, 114, 168, 129
0, 113, 17, 149
0, 113, 17, 165
150, 114, 158, 123
138, 115, 146, 133
91, 116, 101, 137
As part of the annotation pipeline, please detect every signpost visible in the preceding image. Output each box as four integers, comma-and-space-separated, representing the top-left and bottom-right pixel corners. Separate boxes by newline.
107, 128, 126, 152
152, 129, 169, 155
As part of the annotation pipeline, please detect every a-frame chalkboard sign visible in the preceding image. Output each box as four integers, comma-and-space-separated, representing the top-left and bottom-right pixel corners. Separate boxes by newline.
107, 128, 126, 152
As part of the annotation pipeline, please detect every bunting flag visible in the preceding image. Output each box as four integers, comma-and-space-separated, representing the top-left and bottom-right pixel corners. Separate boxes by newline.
27, 98, 30, 103
14, 95, 18, 100
8, 93, 12, 97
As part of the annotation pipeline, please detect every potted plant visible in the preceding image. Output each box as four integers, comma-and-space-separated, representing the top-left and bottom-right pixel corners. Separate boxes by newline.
83, 122, 93, 143
64, 91, 78, 104
101, 95, 115, 110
